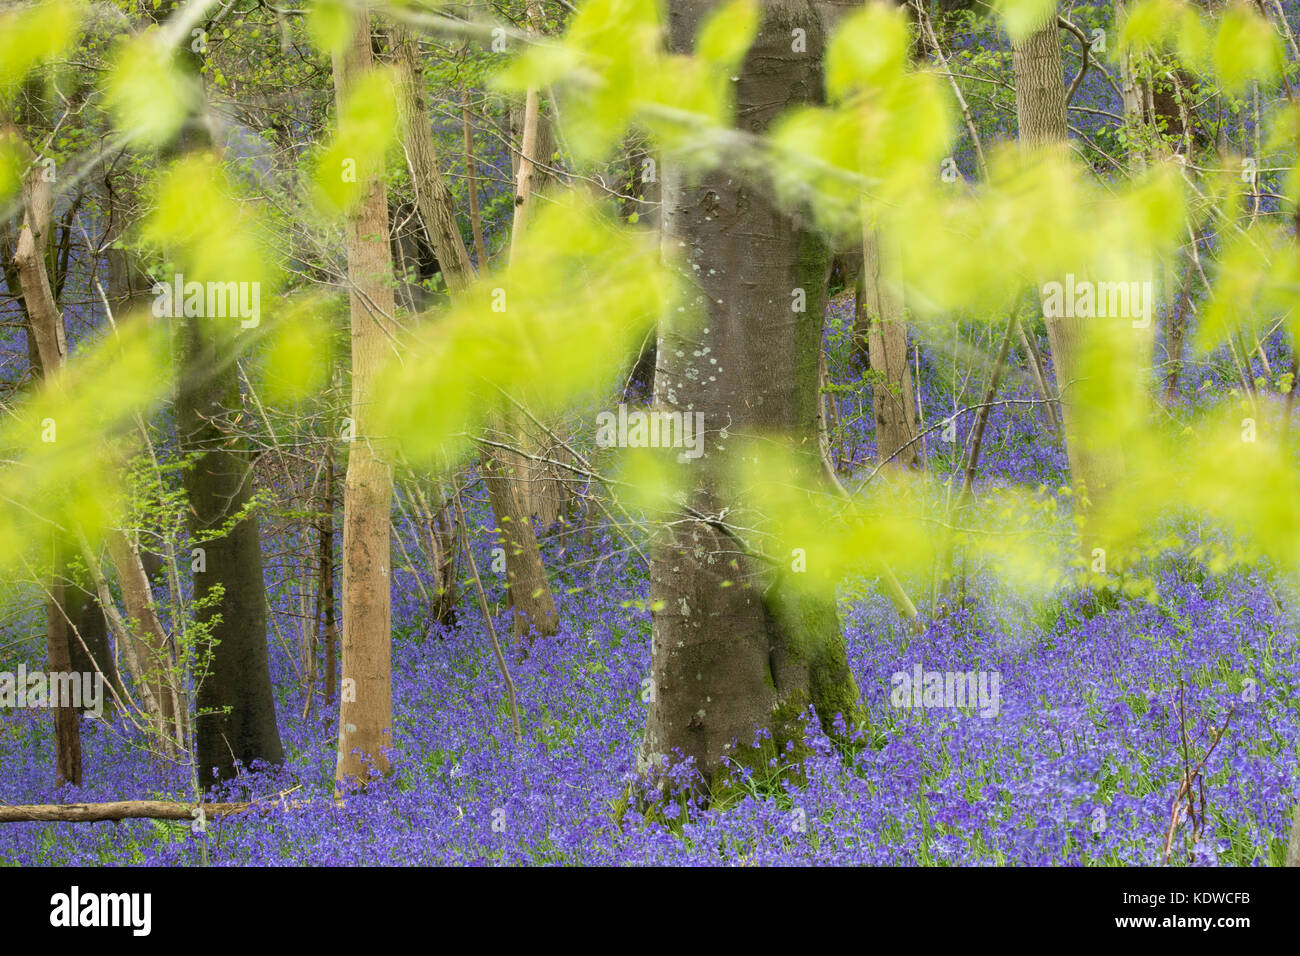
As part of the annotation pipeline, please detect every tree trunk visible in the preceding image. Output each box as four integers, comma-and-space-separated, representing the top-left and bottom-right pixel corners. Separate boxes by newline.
499, 2, 570, 531
1012, 7, 1126, 511
62, 576, 120, 710
639, 0, 860, 796
176, 312, 284, 782
163, 7, 283, 784
104, 530, 184, 750
857, 227, 920, 469
12, 167, 81, 787
334, 7, 397, 789
463, 91, 490, 269
320, 449, 337, 706
391, 26, 475, 294
481, 445, 559, 640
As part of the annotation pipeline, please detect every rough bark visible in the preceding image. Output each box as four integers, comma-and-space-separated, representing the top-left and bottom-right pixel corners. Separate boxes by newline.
391, 26, 475, 294
639, 0, 860, 795
334, 8, 397, 789
463, 91, 490, 269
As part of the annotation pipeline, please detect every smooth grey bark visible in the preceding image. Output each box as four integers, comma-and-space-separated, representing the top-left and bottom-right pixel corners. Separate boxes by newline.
161, 5, 283, 783
638, 0, 859, 796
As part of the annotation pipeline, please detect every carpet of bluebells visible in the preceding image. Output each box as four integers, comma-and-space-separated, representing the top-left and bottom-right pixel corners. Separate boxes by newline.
2, 293, 1298, 867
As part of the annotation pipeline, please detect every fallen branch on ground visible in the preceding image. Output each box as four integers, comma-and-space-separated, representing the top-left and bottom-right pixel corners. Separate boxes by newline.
0, 797, 343, 823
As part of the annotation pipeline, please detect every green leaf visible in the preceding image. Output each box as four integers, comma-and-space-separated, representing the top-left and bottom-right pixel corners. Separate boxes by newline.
696, 0, 760, 69
995, 0, 1058, 43
1213, 3, 1281, 95
0, 0, 81, 99
306, 0, 352, 57
826, 3, 910, 101
312, 66, 400, 214
105, 33, 199, 147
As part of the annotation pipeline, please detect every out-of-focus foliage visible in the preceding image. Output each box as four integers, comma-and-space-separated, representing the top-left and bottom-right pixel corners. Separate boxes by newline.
0, 318, 168, 576
0, 0, 81, 101
104, 28, 202, 148
374, 194, 673, 464
256, 294, 338, 407
493, 0, 760, 161
311, 66, 400, 214
1119, 0, 1280, 94
141, 152, 278, 296
770, 2, 953, 233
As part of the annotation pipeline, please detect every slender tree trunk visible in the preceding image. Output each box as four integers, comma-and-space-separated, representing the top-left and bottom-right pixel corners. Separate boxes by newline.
104, 530, 183, 750
392, 26, 558, 638
317, 449, 337, 707
13, 167, 81, 787
857, 227, 920, 469
939, 313, 1018, 603
497, 1, 569, 530
1018, 317, 1060, 429
391, 26, 475, 293
477, 4, 562, 636
44, 545, 82, 787
1116, 0, 1158, 402
462, 90, 489, 269
1164, 253, 1194, 403
639, 0, 860, 795
61, 577, 119, 711
508, 0, 545, 264
1012, 6, 1126, 511
334, 8, 397, 788
481, 446, 559, 640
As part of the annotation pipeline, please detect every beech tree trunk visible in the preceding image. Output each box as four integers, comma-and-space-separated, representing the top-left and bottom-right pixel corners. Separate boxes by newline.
165, 7, 284, 783
334, 8, 397, 788
639, 0, 860, 795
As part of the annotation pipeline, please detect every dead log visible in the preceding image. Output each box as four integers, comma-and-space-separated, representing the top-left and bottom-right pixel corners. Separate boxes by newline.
0, 799, 341, 823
